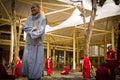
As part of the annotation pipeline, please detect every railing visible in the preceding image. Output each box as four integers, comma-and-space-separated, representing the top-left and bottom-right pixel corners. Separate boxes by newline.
0, 30, 24, 41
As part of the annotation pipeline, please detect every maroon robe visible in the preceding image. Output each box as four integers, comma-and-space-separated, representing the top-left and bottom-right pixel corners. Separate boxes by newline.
106, 50, 117, 66
106, 50, 117, 80
96, 66, 110, 80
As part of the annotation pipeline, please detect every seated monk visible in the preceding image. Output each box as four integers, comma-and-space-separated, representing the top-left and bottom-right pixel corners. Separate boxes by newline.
0, 63, 15, 80
61, 66, 70, 75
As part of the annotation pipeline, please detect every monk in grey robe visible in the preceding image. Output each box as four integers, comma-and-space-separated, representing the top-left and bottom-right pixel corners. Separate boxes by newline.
21, 4, 46, 80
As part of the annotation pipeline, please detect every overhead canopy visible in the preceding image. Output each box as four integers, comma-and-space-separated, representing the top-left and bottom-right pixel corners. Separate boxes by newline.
45, 0, 120, 33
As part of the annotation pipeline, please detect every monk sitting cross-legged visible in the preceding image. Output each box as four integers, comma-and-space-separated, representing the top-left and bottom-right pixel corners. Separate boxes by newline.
61, 66, 70, 75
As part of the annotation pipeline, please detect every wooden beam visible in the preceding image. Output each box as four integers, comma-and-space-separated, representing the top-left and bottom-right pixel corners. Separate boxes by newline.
0, 18, 10, 22
46, 33, 72, 39
0, 30, 111, 44
0, 38, 111, 49
0, 18, 23, 25
76, 26, 111, 33
95, 15, 120, 23
77, 32, 111, 39
17, 0, 73, 7
0, 39, 25, 46
21, 7, 74, 21
0, 22, 9, 26
0, 0, 11, 20
0, 30, 24, 36
45, 7, 72, 15
46, 7, 74, 15
0, 39, 74, 51
79, 41, 110, 46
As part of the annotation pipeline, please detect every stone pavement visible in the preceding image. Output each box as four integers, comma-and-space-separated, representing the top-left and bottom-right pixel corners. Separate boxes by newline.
42, 70, 85, 80
17, 70, 93, 80
15, 70, 120, 80
41, 70, 120, 80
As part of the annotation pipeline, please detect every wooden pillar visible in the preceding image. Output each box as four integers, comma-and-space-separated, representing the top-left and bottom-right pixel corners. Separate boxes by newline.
77, 40, 79, 65
104, 34, 107, 61
98, 46, 100, 66
73, 28, 76, 70
112, 26, 115, 50
9, 24, 14, 63
11, 0, 19, 74
68, 53, 70, 64
64, 50, 66, 66
17, 19, 22, 49
49, 48, 51, 57
52, 47, 55, 69
77, 40, 80, 70
47, 42, 50, 58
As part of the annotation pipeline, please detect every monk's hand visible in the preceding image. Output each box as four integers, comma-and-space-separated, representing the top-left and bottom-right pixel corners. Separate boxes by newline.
33, 29, 38, 34
27, 33, 30, 36
34, 29, 39, 36
33, 29, 38, 32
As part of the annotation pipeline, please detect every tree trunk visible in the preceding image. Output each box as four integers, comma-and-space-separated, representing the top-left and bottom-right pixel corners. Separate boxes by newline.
85, 0, 96, 55
17, 18, 23, 50
11, 0, 18, 74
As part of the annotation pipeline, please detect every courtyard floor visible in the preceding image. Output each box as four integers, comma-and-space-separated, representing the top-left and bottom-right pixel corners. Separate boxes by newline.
15, 70, 120, 80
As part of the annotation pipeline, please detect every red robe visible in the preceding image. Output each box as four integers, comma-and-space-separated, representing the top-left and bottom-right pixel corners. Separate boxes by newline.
106, 50, 117, 80
107, 50, 116, 60
45, 58, 52, 76
15, 59, 23, 78
82, 57, 91, 78
61, 66, 69, 75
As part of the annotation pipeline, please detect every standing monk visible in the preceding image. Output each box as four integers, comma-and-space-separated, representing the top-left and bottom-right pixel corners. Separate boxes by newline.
82, 54, 91, 79
106, 45, 117, 80
45, 57, 52, 76
21, 3, 46, 80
